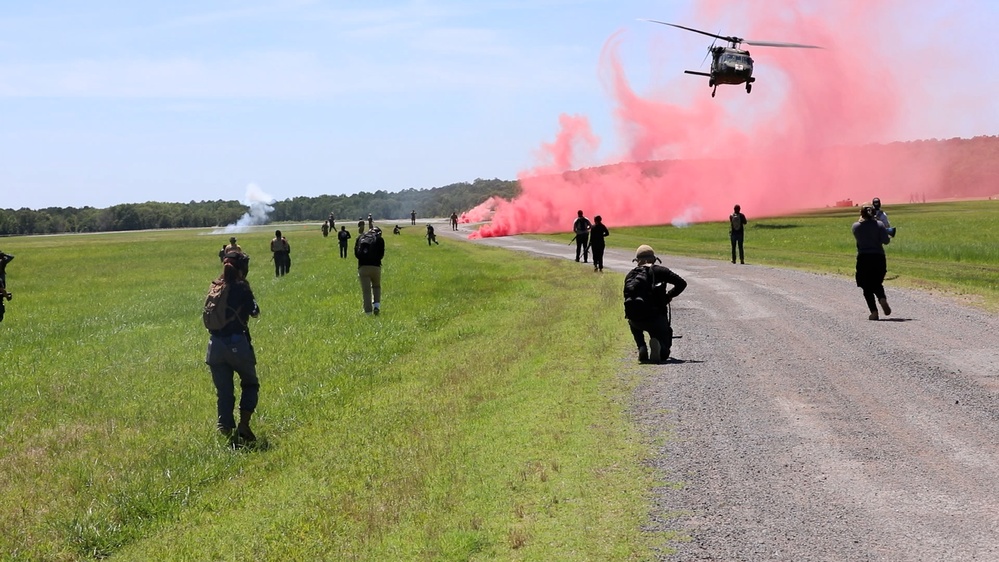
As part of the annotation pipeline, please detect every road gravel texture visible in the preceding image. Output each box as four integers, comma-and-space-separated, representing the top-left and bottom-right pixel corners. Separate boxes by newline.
445, 224, 999, 562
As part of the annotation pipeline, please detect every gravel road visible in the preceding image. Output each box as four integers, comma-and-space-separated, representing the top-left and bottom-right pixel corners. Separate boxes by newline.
445, 224, 999, 562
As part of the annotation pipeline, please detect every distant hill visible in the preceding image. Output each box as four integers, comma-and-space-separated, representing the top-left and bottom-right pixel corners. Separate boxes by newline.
3, 136, 997, 237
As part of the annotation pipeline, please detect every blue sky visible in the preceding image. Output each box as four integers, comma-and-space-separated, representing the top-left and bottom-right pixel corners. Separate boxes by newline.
2, 1, 998, 210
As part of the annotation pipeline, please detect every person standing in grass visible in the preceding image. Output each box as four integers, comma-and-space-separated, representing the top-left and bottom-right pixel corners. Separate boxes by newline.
729, 204, 747, 264
0, 250, 12, 323
450, 211, 459, 231
270, 230, 290, 276
205, 252, 260, 443
589, 215, 609, 272
355, 226, 385, 315
853, 203, 892, 321
0, 249, 13, 291
337, 226, 351, 258
358, 218, 365, 235
426, 223, 439, 245
411, 209, 416, 225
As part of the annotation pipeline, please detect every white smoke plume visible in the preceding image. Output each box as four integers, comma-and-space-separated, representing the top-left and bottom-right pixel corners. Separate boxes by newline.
670, 205, 702, 228
213, 183, 276, 234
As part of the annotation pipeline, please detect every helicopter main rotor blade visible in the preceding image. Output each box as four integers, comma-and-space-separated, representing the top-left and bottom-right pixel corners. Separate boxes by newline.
745, 39, 821, 49
640, 19, 739, 44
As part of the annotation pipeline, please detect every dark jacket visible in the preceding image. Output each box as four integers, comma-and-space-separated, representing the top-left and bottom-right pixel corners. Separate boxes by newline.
355, 233, 385, 267
648, 264, 687, 314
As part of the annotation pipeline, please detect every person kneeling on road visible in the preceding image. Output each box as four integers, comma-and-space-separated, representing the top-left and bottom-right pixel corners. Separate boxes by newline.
623, 244, 687, 364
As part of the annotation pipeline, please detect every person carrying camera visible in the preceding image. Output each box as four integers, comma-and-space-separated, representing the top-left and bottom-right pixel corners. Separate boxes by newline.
729, 204, 748, 264
853, 203, 892, 320
624, 245, 687, 363
205, 252, 261, 443
0, 250, 13, 290
872, 197, 896, 237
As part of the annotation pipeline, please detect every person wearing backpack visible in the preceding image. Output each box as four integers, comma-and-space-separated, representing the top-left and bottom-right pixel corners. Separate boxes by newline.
337, 225, 352, 258
204, 252, 261, 443
270, 230, 291, 276
729, 204, 748, 264
572, 210, 592, 263
355, 226, 385, 315
589, 215, 609, 272
623, 245, 687, 364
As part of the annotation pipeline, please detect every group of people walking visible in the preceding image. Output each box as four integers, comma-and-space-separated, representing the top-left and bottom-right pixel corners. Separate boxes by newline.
201, 198, 897, 445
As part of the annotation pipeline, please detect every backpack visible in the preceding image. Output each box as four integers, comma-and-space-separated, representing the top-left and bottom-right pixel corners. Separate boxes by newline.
355, 230, 379, 259
203, 278, 238, 331
623, 265, 656, 321
730, 214, 743, 231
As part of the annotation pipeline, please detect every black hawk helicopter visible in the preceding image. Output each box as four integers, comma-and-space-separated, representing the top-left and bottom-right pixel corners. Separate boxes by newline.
643, 20, 821, 97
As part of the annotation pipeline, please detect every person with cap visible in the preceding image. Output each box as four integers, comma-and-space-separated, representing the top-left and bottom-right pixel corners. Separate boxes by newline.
852, 203, 892, 320
623, 244, 687, 363
270, 230, 291, 276
224, 236, 242, 255
871, 197, 896, 237
572, 210, 592, 263
355, 226, 385, 315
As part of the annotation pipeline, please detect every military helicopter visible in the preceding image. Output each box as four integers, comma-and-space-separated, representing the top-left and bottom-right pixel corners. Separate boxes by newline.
643, 20, 821, 97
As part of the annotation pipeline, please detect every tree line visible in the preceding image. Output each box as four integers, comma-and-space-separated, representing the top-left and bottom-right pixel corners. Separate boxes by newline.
0, 178, 519, 237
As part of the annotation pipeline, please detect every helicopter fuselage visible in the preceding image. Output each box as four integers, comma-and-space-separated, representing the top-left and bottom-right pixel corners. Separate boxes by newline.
710, 47, 754, 85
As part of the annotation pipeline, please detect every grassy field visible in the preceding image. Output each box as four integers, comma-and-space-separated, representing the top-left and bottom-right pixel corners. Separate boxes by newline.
2, 200, 996, 561
536, 200, 999, 310
0, 226, 663, 561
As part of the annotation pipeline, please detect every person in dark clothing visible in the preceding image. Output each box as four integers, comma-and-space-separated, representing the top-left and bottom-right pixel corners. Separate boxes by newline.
729, 204, 748, 264
450, 212, 459, 231
393, 225, 400, 235
355, 227, 386, 314
367, 213, 374, 231
0, 250, 13, 290
426, 224, 439, 245
589, 215, 609, 271
321, 221, 329, 238
218, 244, 227, 263
853, 203, 892, 320
572, 210, 591, 263
328, 212, 336, 230
205, 252, 261, 443
411, 210, 416, 225
625, 245, 687, 364
358, 219, 365, 235
337, 226, 351, 258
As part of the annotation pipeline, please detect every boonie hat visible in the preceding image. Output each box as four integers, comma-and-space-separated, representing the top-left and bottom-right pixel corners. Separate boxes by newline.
635, 244, 656, 261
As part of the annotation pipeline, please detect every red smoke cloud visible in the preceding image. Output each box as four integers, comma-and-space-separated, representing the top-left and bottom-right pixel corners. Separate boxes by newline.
470, 0, 966, 239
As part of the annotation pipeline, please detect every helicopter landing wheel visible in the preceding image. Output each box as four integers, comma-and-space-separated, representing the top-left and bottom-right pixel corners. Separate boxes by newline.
711, 85, 717, 98
746, 83, 752, 94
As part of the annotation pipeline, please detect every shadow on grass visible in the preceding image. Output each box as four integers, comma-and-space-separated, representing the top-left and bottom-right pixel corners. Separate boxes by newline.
754, 224, 800, 230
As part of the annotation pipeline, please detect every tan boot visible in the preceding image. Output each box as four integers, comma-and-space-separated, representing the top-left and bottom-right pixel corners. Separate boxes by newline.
878, 298, 891, 316
237, 410, 256, 442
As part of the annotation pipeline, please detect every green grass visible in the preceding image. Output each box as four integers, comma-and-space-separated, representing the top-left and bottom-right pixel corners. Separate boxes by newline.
0, 226, 663, 561
535, 200, 999, 310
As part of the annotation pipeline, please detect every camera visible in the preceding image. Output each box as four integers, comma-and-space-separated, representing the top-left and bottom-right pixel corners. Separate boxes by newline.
887, 227, 897, 238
